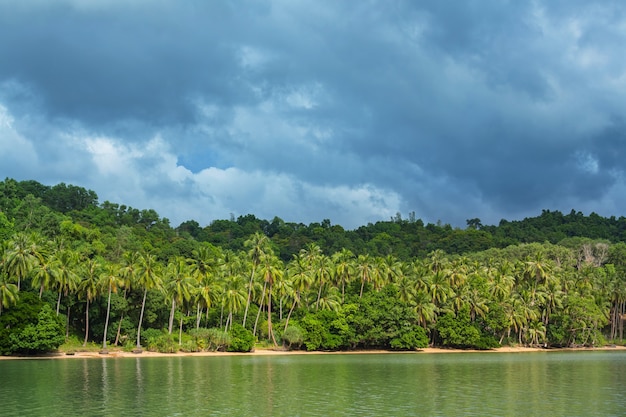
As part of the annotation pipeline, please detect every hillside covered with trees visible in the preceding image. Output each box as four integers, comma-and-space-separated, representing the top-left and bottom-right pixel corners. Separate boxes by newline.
1, 177, 625, 355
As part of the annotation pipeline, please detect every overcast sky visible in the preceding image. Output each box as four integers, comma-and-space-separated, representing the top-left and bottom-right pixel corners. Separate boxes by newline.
1, 0, 626, 230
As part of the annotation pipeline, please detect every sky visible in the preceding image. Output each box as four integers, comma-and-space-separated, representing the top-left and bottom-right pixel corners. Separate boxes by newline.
1, 0, 626, 230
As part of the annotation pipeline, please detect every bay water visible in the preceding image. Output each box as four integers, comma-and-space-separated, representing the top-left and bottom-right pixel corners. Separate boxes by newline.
1, 351, 625, 416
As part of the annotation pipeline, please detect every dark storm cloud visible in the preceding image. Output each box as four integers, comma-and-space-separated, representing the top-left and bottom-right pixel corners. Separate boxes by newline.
1, 0, 625, 228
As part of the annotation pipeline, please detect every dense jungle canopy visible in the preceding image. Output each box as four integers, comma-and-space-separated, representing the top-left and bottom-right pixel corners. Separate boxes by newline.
1, 178, 625, 354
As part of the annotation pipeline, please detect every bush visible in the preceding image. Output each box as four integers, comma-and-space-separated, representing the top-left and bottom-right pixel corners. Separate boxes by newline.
0, 292, 44, 355
190, 327, 230, 351
390, 326, 428, 350
282, 325, 304, 350
227, 324, 255, 352
10, 304, 65, 354
141, 329, 177, 353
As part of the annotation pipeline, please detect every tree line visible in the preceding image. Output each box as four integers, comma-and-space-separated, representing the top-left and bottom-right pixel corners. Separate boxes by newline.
0, 178, 625, 354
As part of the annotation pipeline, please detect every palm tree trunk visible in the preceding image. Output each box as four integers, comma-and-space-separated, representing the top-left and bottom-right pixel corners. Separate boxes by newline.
114, 311, 124, 346
136, 289, 147, 349
268, 288, 277, 347
168, 299, 176, 334
284, 295, 299, 332
56, 290, 62, 315
83, 299, 90, 347
316, 283, 323, 311
242, 269, 255, 328
179, 315, 183, 346
66, 304, 71, 339
103, 285, 112, 350
253, 281, 267, 338
196, 304, 202, 330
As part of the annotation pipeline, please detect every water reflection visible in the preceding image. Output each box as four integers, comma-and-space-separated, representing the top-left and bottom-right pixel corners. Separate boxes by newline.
1, 352, 626, 416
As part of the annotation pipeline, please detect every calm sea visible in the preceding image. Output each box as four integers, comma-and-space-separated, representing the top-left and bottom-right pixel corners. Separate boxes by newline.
1, 351, 625, 416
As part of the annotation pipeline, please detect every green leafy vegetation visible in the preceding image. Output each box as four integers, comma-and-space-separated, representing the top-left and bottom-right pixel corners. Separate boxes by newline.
1, 177, 626, 355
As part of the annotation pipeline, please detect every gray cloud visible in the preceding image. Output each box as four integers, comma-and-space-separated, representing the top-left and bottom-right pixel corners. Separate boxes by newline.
1, 0, 626, 229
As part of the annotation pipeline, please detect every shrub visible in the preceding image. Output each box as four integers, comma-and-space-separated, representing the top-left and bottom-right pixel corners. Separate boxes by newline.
390, 326, 428, 350
10, 304, 65, 354
282, 325, 304, 350
227, 324, 254, 352
190, 327, 230, 351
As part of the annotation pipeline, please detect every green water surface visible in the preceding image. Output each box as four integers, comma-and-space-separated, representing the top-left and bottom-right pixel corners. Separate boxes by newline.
1, 351, 625, 416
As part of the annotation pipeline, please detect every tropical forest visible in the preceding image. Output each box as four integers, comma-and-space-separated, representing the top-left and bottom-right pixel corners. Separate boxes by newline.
1, 177, 625, 356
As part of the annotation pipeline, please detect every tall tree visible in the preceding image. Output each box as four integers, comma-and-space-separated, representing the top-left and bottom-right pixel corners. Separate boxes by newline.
136, 253, 162, 350
5, 232, 44, 291
242, 232, 270, 328
78, 258, 102, 346
100, 262, 121, 350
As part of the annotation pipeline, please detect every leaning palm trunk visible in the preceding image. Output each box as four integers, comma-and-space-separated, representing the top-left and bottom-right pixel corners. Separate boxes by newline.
136, 289, 148, 349
284, 293, 300, 332
56, 290, 63, 316
242, 269, 256, 328
83, 299, 90, 347
196, 304, 202, 330
268, 288, 277, 346
179, 315, 184, 346
168, 299, 176, 334
114, 311, 125, 346
103, 284, 112, 350
253, 281, 267, 338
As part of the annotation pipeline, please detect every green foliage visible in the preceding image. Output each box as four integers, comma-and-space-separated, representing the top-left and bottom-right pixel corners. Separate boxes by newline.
5, 177, 626, 353
282, 325, 304, 349
227, 324, 255, 352
9, 304, 65, 354
436, 306, 499, 350
142, 329, 177, 353
190, 327, 230, 351
299, 310, 350, 351
0, 292, 44, 355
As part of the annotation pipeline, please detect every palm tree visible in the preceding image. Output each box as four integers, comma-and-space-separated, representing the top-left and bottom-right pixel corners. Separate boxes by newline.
313, 254, 333, 311
164, 257, 195, 343
0, 270, 19, 315
78, 258, 102, 346
54, 249, 79, 316
114, 251, 139, 346
284, 253, 313, 331
222, 274, 246, 332
253, 253, 283, 345
100, 262, 122, 350
5, 232, 44, 291
191, 245, 219, 329
31, 245, 56, 298
356, 254, 374, 298
136, 253, 162, 350
332, 249, 354, 302
242, 232, 270, 328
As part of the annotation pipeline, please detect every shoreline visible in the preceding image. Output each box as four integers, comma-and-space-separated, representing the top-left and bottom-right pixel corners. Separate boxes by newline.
2, 345, 625, 360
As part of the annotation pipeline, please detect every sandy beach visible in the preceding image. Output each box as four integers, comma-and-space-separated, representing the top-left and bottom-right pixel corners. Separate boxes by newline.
2, 345, 624, 360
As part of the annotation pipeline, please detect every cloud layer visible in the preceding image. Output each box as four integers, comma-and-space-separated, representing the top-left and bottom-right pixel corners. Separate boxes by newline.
1, 0, 626, 229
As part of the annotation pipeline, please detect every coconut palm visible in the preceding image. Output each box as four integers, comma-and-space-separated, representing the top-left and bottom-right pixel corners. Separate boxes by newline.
31, 245, 56, 298
0, 271, 19, 315
222, 274, 246, 332
284, 253, 313, 331
356, 254, 374, 298
78, 258, 102, 346
136, 253, 162, 350
332, 248, 354, 302
100, 262, 122, 350
114, 251, 139, 346
54, 249, 79, 316
253, 252, 283, 345
5, 232, 44, 291
242, 232, 270, 328
164, 257, 195, 341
